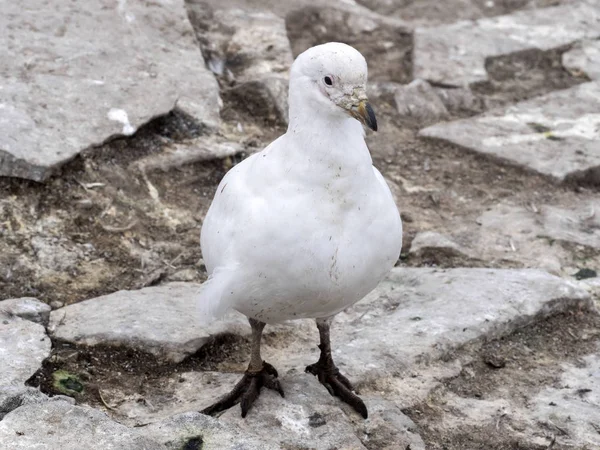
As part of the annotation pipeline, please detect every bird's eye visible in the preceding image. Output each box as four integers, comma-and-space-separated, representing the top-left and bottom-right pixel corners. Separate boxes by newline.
324, 76, 333, 86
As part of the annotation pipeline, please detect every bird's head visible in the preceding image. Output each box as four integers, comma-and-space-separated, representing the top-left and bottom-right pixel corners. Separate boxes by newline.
289, 42, 377, 132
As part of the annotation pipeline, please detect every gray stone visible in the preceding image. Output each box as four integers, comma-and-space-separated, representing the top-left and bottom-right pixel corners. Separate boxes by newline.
414, 3, 600, 86
433, 86, 485, 116
409, 231, 468, 257
133, 137, 244, 173
0, 386, 74, 420
394, 79, 449, 125
107, 268, 591, 430
219, 374, 368, 450
420, 82, 600, 183
324, 268, 592, 378
0, 314, 51, 386
188, 5, 293, 124
143, 411, 279, 450
285, 6, 412, 84
124, 373, 424, 450
48, 283, 248, 363
223, 76, 290, 125
529, 353, 600, 449
478, 201, 600, 251
0, 0, 220, 181
563, 39, 600, 80
0, 297, 51, 325
0, 401, 164, 450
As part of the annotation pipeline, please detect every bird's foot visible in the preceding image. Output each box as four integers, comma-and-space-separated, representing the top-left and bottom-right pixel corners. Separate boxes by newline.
305, 360, 368, 418
201, 361, 284, 418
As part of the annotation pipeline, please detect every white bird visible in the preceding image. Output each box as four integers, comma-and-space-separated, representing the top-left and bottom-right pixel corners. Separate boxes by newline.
199, 42, 403, 418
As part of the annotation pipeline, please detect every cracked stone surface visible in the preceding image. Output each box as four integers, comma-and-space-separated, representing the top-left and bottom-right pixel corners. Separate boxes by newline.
420, 81, 600, 184
409, 231, 470, 259
187, 3, 293, 124
478, 200, 600, 251
48, 282, 248, 363
0, 401, 164, 450
0, 297, 51, 325
413, 3, 600, 86
0, 0, 221, 181
0, 312, 51, 387
101, 268, 591, 432
143, 411, 280, 450
0, 386, 74, 420
563, 39, 600, 80
394, 79, 449, 125
528, 352, 600, 449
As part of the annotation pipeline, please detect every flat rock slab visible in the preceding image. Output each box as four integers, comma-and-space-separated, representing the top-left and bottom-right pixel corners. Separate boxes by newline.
0, 313, 51, 387
0, 401, 164, 450
49, 283, 248, 363
529, 352, 600, 448
478, 200, 600, 251
1, 0, 220, 181
414, 3, 600, 86
420, 81, 600, 183
563, 39, 600, 80
0, 297, 51, 325
0, 386, 74, 420
95, 268, 591, 433
113, 372, 425, 450
323, 268, 591, 379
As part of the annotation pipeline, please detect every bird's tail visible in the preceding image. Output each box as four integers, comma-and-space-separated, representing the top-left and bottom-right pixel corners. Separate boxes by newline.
196, 266, 237, 326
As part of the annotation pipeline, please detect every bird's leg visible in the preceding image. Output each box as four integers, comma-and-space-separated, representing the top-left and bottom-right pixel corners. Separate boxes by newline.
305, 316, 368, 418
201, 318, 284, 418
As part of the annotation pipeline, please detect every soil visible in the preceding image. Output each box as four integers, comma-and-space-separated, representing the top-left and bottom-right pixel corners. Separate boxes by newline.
404, 310, 600, 450
3, 0, 600, 448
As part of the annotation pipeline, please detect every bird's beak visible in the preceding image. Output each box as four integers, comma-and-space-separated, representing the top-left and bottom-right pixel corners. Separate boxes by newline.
349, 100, 378, 132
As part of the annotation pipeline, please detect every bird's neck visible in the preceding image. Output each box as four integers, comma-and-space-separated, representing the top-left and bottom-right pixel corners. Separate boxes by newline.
285, 94, 373, 174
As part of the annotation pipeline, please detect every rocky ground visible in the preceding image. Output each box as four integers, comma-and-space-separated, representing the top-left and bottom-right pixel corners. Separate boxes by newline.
1, 0, 600, 449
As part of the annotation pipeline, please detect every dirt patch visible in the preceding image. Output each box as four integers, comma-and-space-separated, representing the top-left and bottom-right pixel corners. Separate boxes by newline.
356, 0, 569, 25
285, 6, 413, 84
29, 332, 252, 412
404, 310, 600, 449
473, 45, 589, 108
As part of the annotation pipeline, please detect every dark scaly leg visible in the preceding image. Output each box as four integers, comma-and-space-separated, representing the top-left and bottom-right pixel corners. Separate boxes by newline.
201, 318, 284, 418
305, 316, 368, 418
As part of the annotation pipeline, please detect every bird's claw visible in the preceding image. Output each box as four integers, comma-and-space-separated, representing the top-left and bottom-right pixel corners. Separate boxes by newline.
305, 362, 368, 419
201, 361, 284, 418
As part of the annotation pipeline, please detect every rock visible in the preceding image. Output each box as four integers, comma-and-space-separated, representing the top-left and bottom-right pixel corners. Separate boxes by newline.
223, 76, 290, 125
0, 0, 220, 181
0, 401, 164, 450
0, 313, 51, 386
0, 386, 74, 420
414, 3, 600, 86
132, 137, 244, 173
187, 4, 293, 124
409, 231, 469, 258
107, 268, 591, 430
0, 297, 51, 325
49, 301, 64, 310
394, 79, 449, 125
143, 411, 279, 450
528, 353, 600, 449
420, 81, 600, 184
356, 398, 426, 450
323, 268, 592, 379
218, 374, 368, 450
563, 39, 600, 80
433, 86, 485, 116
478, 201, 600, 251
48, 283, 248, 363
285, 6, 412, 84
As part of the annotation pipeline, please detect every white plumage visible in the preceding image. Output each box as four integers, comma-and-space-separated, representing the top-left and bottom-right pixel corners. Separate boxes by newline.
199, 42, 402, 324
